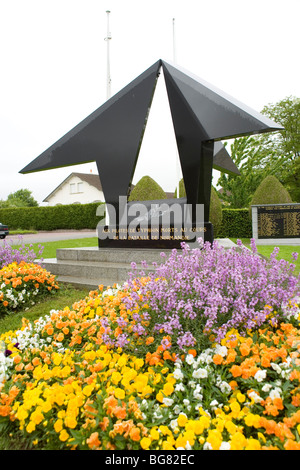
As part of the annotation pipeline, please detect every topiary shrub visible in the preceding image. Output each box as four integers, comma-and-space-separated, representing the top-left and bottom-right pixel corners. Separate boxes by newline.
175, 178, 223, 233
209, 186, 223, 235
250, 175, 292, 206
128, 176, 167, 201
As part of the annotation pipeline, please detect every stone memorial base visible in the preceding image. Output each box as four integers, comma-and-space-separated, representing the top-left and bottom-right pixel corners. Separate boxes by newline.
42, 238, 236, 290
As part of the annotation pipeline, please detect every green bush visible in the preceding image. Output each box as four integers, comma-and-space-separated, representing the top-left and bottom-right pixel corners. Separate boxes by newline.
0, 203, 104, 231
217, 209, 252, 238
209, 187, 223, 234
175, 179, 223, 234
250, 175, 292, 206
129, 176, 166, 201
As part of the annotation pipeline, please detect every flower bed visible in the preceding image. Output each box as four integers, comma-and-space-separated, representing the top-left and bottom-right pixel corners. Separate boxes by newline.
0, 236, 44, 269
0, 261, 59, 315
0, 240, 300, 450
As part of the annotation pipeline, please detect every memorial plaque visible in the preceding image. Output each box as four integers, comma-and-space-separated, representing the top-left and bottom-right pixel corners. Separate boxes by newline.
257, 204, 300, 239
97, 197, 212, 247
97, 223, 213, 248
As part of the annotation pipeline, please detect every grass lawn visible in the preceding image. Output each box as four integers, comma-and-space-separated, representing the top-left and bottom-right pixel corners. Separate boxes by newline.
27, 237, 98, 259
229, 238, 300, 275
0, 283, 91, 336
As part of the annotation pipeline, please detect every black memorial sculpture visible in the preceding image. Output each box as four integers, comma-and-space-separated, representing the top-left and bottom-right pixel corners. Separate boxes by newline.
20, 59, 283, 248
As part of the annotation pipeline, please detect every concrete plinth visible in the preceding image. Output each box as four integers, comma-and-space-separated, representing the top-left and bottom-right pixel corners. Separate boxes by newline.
42, 239, 237, 289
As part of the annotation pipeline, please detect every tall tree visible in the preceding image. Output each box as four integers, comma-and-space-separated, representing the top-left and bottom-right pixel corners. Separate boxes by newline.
217, 96, 300, 205
260, 96, 300, 201
217, 136, 266, 208
6, 189, 38, 207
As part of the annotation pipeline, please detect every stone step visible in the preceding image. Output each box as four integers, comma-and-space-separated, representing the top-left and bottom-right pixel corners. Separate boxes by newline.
42, 240, 237, 290
42, 258, 153, 282
56, 247, 173, 264
54, 275, 123, 290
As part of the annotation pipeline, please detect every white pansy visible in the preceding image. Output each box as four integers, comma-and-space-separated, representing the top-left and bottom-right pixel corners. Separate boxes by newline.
269, 389, 281, 400
214, 344, 228, 357
210, 399, 219, 410
192, 368, 208, 379
248, 391, 263, 403
162, 397, 174, 407
175, 383, 185, 392
170, 419, 178, 430
185, 354, 195, 365
193, 391, 203, 401
271, 362, 282, 374
220, 442, 231, 450
218, 381, 231, 394
188, 380, 196, 388
254, 370, 267, 382
173, 368, 184, 380
203, 442, 213, 450
262, 384, 272, 392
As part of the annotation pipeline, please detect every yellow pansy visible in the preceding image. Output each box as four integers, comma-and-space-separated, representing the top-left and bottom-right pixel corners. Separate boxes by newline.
59, 429, 70, 442
140, 437, 151, 450
114, 388, 125, 400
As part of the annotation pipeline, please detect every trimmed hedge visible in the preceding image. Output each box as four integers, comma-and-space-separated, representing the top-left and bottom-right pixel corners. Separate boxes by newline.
0, 203, 104, 231
0, 203, 252, 238
216, 208, 252, 238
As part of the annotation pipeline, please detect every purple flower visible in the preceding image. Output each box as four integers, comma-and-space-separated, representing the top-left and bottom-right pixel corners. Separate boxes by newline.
128, 238, 300, 349
0, 236, 44, 268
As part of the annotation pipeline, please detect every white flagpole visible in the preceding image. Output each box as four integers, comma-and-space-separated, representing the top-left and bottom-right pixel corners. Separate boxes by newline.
105, 10, 112, 100
173, 18, 181, 199
105, 11, 112, 226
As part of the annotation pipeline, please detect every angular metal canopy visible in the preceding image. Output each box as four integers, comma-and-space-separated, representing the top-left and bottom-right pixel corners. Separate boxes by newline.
20, 59, 282, 217
213, 142, 240, 177
21, 60, 161, 206
161, 60, 282, 141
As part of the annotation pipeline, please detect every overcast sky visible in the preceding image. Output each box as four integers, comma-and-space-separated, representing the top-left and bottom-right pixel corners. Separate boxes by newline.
0, 0, 299, 204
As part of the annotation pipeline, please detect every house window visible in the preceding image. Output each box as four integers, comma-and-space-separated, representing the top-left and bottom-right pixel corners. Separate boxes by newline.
70, 182, 83, 194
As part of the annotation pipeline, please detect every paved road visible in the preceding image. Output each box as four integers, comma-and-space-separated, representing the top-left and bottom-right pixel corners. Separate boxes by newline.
2, 230, 97, 245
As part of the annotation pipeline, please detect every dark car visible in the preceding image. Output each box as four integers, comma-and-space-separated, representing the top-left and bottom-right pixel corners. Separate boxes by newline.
0, 223, 9, 239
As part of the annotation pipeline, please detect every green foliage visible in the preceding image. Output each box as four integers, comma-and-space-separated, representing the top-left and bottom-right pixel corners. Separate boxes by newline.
259, 96, 300, 202
174, 179, 186, 198
128, 176, 166, 201
209, 186, 223, 233
0, 202, 104, 231
2, 189, 38, 208
249, 175, 292, 206
174, 179, 223, 232
217, 96, 300, 205
217, 136, 267, 208
217, 209, 252, 238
